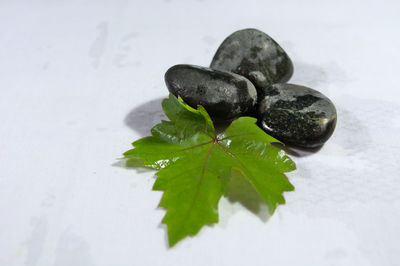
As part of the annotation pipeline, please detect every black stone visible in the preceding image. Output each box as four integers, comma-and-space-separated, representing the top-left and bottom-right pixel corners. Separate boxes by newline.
165, 64, 257, 121
210, 28, 293, 92
257, 84, 337, 148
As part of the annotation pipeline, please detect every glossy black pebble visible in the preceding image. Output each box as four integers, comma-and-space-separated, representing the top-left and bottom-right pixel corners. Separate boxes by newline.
165, 64, 257, 121
210, 28, 293, 92
258, 84, 337, 148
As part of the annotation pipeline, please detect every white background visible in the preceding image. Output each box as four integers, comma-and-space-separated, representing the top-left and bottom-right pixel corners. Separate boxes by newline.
1, 0, 400, 265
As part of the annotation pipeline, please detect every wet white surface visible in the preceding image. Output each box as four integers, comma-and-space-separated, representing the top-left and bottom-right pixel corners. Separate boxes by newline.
1, 0, 399, 265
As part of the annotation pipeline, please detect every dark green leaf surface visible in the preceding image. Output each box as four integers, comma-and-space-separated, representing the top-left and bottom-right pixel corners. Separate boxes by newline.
124, 94, 296, 246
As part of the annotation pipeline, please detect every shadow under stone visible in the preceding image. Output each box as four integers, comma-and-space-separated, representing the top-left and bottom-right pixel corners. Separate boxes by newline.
272, 142, 323, 158
124, 97, 167, 137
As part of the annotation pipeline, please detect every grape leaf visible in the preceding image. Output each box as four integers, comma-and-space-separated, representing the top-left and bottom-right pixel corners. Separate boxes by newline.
124, 94, 296, 247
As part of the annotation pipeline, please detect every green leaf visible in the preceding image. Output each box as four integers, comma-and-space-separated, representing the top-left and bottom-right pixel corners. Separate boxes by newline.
124, 94, 296, 247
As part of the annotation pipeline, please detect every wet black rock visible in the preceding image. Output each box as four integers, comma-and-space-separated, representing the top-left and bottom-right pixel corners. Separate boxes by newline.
165, 64, 257, 121
258, 84, 337, 148
210, 28, 293, 92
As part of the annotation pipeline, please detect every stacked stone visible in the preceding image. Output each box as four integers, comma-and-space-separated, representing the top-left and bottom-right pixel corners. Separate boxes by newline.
165, 29, 336, 148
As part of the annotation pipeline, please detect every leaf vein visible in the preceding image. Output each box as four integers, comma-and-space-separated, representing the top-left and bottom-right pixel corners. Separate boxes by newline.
179, 141, 217, 230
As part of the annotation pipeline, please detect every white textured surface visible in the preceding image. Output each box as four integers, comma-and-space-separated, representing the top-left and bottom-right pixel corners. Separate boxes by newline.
1, 1, 400, 265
